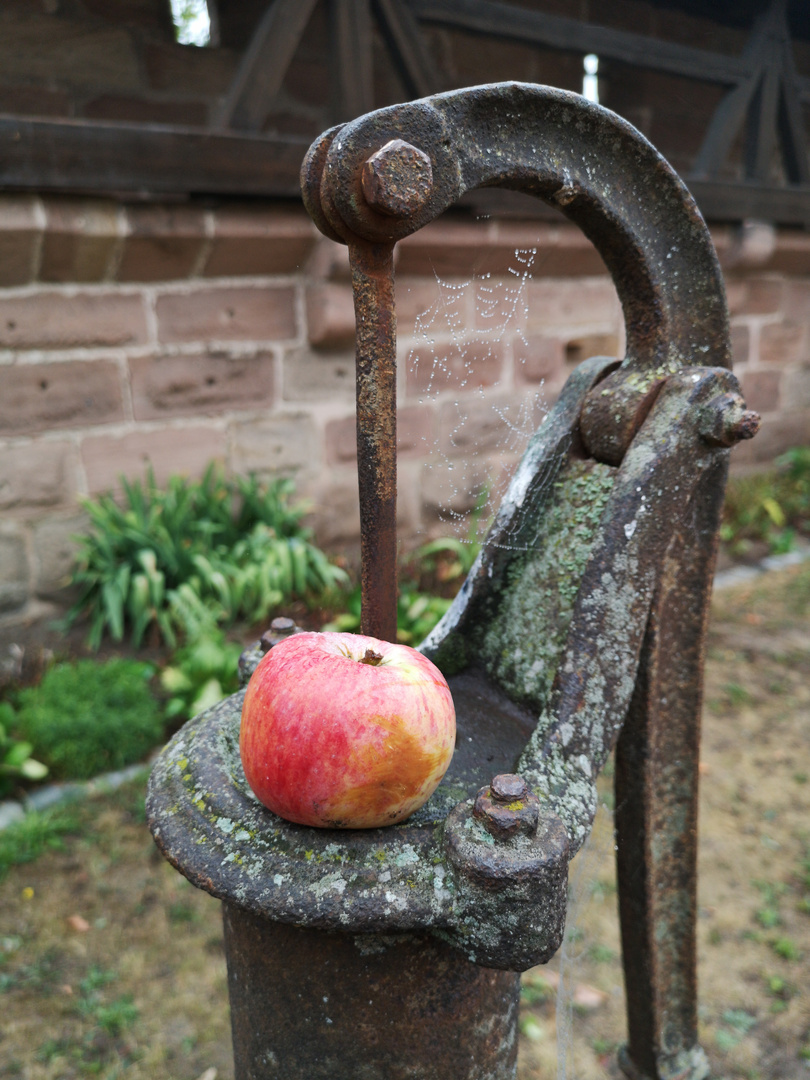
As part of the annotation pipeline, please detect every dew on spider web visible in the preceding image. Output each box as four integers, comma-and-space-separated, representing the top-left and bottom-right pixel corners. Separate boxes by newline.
405, 246, 568, 555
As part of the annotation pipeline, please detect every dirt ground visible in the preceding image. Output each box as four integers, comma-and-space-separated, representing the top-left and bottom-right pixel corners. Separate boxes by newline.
1, 563, 808, 1080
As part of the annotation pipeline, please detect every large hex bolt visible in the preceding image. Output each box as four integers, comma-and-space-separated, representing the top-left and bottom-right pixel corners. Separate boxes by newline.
473, 773, 540, 840
361, 139, 433, 219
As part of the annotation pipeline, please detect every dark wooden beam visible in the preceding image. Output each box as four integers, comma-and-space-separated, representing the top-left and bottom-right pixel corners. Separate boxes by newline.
688, 179, 810, 227
373, 0, 439, 99
331, 0, 375, 122
213, 0, 319, 132
0, 115, 308, 197
410, 0, 753, 85
745, 44, 780, 183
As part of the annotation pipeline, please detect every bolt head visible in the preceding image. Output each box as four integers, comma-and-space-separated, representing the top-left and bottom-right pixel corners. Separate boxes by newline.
361, 139, 433, 219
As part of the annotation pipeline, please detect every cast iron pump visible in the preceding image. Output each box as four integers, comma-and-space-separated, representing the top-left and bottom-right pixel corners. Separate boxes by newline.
148, 82, 759, 1080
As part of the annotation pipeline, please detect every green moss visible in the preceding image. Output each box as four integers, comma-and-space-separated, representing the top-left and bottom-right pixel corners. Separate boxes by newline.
13, 659, 163, 781
429, 631, 470, 677
476, 459, 614, 712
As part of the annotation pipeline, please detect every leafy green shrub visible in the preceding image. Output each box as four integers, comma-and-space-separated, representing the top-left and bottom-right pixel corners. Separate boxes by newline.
721, 446, 810, 557
12, 659, 163, 780
0, 702, 48, 797
160, 604, 240, 721
66, 467, 348, 648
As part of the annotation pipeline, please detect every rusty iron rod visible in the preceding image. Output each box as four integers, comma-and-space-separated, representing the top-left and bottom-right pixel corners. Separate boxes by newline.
349, 239, 398, 643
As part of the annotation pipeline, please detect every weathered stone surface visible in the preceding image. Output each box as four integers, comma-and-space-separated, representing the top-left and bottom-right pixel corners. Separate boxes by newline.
204, 207, 317, 277
759, 322, 806, 365
118, 205, 207, 282
0, 527, 28, 612
228, 413, 318, 477
732, 409, 810, 466
155, 286, 297, 343
82, 425, 226, 494
33, 513, 87, 599
0, 360, 124, 434
306, 284, 355, 350
0, 292, 148, 349
730, 323, 750, 366
130, 351, 276, 420
781, 364, 810, 412
740, 369, 781, 414
40, 199, 122, 284
526, 278, 619, 332
0, 196, 41, 287
0, 440, 76, 509
282, 348, 354, 402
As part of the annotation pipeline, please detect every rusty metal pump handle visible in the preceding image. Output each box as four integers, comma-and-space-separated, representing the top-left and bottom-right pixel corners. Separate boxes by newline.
303, 81, 730, 383
301, 83, 732, 636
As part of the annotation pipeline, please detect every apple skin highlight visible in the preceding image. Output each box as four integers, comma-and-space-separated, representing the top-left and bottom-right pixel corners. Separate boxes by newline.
240, 632, 456, 829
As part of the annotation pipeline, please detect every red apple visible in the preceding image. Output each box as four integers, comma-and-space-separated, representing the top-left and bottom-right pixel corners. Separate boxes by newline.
240, 631, 456, 828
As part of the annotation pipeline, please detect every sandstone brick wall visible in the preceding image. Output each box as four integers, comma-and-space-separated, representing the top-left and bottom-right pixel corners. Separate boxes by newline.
1, 195, 809, 627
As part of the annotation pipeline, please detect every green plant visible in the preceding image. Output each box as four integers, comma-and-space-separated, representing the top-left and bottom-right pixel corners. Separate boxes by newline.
77, 968, 139, 1036
161, 617, 242, 723
0, 702, 47, 796
771, 936, 800, 961
721, 445, 810, 557
66, 467, 347, 648
0, 806, 80, 879
13, 659, 163, 780
322, 584, 452, 645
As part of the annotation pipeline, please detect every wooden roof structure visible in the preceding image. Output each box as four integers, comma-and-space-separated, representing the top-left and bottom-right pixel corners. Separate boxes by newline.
1, 0, 809, 225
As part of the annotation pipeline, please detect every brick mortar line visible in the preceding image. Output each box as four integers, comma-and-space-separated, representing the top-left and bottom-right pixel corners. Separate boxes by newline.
0, 274, 310, 300
4, 341, 306, 365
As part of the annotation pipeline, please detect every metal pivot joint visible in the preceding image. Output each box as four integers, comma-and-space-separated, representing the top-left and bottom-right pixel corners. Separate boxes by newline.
149, 82, 760, 1080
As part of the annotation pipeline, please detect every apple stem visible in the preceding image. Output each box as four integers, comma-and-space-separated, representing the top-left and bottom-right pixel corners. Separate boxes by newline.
358, 648, 385, 666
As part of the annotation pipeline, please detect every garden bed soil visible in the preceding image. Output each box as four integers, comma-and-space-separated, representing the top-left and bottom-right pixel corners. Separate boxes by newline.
0, 563, 808, 1079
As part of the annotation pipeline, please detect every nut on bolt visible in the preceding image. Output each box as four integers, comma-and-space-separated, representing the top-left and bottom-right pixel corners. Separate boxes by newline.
361, 139, 433, 219
473, 773, 540, 840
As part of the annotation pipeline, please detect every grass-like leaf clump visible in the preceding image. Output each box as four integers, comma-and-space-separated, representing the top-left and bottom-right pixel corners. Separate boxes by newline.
66, 466, 348, 648
0, 805, 81, 879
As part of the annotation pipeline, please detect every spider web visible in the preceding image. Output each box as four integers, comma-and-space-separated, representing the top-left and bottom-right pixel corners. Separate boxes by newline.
405, 245, 571, 554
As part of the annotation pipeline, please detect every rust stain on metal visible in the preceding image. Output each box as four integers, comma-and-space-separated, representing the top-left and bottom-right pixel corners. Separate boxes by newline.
349, 239, 398, 642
